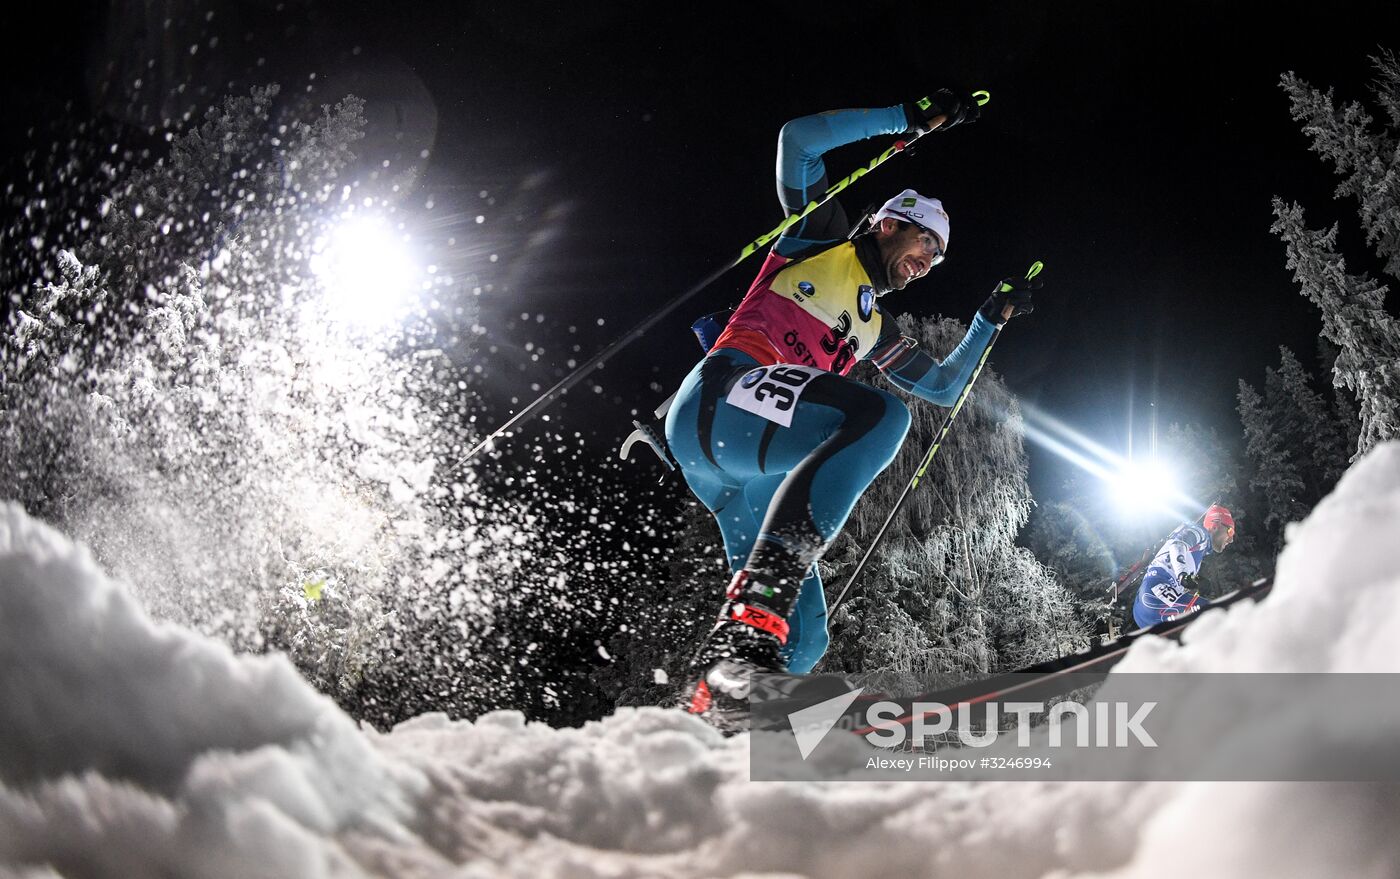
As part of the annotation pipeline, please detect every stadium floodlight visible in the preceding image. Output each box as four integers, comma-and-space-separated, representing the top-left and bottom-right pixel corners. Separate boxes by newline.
1107, 457, 1179, 517
311, 213, 420, 327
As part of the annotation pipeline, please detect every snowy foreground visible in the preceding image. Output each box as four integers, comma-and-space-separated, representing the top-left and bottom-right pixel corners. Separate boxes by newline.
5, 450, 1400, 878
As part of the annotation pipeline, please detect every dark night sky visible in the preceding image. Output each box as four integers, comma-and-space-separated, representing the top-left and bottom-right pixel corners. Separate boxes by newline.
2, 0, 1393, 503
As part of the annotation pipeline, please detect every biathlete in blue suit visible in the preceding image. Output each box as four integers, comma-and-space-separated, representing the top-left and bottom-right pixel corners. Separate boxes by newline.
1132, 504, 1236, 628
667, 89, 1041, 720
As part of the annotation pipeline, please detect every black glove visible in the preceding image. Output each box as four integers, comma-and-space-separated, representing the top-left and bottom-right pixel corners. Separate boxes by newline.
979, 276, 1039, 325
903, 88, 981, 133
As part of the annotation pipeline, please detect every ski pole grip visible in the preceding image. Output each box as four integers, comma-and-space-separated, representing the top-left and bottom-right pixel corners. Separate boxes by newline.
996, 262, 1044, 293
917, 90, 989, 110
913, 89, 989, 131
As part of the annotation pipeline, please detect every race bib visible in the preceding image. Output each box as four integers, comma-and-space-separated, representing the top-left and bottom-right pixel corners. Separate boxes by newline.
724, 364, 824, 427
1150, 581, 1185, 605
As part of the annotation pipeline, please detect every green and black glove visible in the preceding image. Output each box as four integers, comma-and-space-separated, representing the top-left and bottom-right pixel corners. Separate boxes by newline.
903, 88, 981, 132
979, 275, 1039, 325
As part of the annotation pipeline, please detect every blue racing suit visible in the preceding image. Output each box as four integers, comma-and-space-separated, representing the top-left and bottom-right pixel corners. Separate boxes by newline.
665, 104, 997, 672
1132, 522, 1215, 629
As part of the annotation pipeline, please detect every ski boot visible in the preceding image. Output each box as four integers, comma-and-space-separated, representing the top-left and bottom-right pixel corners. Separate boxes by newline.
685, 570, 791, 731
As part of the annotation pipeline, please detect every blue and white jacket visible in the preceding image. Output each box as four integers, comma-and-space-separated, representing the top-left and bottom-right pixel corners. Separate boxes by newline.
1134, 523, 1214, 623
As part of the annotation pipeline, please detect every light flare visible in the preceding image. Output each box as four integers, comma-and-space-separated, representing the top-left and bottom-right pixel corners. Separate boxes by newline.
1020, 403, 1205, 522
311, 213, 421, 327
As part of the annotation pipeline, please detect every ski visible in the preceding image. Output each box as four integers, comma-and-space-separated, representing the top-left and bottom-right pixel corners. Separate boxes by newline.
750, 576, 1274, 735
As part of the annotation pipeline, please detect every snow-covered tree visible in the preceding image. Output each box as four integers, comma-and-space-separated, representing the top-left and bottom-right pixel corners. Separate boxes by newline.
1282, 52, 1400, 279
1271, 199, 1400, 457
1021, 497, 1119, 634
1160, 422, 1242, 510
1275, 53, 1400, 456
1275, 346, 1350, 490
1238, 347, 1331, 549
1319, 336, 1363, 454
1237, 378, 1308, 542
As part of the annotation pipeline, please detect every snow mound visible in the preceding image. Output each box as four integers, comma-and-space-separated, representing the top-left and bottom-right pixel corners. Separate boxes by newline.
0, 502, 424, 877
5, 444, 1400, 878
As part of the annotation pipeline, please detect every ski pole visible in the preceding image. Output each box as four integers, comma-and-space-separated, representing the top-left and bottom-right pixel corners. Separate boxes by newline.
826, 260, 1043, 619
457, 92, 991, 465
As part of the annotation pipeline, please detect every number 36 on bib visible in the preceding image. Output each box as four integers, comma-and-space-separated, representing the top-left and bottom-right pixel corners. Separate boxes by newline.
724, 365, 825, 427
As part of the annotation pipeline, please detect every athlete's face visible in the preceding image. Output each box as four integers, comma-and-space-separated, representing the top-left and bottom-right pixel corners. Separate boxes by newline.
1210, 523, 1235, 553
877, 219, 945, 289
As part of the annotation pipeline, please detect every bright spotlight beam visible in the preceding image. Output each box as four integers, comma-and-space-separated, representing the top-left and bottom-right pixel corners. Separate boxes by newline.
1107, 458, 1178, 514
311, 214, 421, 327
1020, 403, 1206, 522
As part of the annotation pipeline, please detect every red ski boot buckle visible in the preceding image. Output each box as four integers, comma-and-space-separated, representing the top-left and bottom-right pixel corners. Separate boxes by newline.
730, 602, 790, 644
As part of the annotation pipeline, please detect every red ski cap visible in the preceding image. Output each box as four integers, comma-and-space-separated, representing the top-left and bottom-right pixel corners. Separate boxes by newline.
1203, 504, 1235, 533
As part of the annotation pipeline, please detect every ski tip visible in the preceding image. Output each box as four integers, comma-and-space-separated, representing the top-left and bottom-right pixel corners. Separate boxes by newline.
1025, 260, 1044, 280
973, 89, 991, 106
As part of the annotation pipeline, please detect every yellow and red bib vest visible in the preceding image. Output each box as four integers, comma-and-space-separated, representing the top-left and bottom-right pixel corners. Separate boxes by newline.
711, 241, 888, 376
